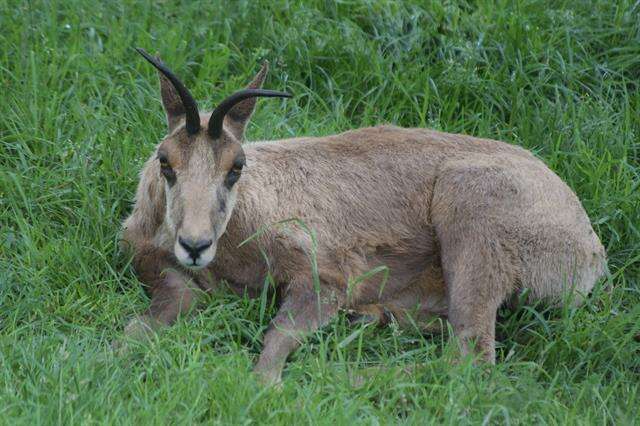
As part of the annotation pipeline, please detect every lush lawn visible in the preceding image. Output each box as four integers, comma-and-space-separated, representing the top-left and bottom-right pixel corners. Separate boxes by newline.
1, 0, 639, 424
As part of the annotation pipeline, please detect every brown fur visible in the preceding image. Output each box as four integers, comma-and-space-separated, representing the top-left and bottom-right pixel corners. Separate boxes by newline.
120, 62, 607, 384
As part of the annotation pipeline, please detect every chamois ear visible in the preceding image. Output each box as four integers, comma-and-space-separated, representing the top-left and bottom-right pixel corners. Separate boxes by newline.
223, 61, 269, 141
155, 54, 186, 132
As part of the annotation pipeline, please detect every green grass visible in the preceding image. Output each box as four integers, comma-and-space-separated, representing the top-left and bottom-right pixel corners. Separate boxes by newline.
1, 0, 639, 423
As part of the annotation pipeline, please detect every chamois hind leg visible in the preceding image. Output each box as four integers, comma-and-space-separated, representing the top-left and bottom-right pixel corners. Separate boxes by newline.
254, 277, 340, 385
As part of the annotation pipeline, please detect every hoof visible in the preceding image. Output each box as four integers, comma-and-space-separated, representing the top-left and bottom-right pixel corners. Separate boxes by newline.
346, 307, 391, 326
253, 367, 283, 389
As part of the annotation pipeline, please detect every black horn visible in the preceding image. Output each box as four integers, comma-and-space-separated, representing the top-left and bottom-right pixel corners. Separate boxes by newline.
208, 89, 292, 139
135, 47, 201, 135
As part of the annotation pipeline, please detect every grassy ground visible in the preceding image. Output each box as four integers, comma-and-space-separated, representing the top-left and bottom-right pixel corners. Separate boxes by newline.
1, 0, 639, 424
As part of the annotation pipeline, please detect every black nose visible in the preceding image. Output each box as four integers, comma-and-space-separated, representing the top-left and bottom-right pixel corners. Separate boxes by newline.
178, 237, 213, 260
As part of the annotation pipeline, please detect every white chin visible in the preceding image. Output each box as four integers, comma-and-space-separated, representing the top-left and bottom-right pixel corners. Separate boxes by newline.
174, 247, 215, 270
181, 260, 207, 270
178, 256, 213, 271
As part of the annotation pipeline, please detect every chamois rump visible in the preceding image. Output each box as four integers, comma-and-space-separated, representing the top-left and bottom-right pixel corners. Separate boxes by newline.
120, 49, 607, 384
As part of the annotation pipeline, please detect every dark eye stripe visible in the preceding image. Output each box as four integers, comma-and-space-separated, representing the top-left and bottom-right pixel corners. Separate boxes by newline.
158, 164, 176, 187
224, 169, 241, 189
234, 153, 246, 168
218, 194, 227, 213
156, 152, 176, 185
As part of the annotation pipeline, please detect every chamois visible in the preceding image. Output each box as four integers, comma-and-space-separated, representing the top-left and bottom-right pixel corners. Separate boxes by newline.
120, 49, 607, 384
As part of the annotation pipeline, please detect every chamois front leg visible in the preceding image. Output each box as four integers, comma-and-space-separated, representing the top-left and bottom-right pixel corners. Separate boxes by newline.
117, 246, 197, 349
254, 281, 340, 385
437, 229, 512, 364
432, 164, 519, 364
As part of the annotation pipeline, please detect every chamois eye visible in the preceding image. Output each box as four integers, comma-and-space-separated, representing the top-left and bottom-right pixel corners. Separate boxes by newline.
157, 154, 176, 183
225, 162, 243, 188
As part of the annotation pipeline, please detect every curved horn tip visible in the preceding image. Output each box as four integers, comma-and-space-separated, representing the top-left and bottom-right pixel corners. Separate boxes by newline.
135, 47, 161, 68
207, 89, 293, 138
135, 47, 163, 64
134, 46, 202, 135
135, 47, 150, 58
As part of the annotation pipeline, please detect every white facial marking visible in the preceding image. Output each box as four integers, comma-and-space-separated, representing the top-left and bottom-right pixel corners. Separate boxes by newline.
167, 144, 240, 270
164, 181, 176, 232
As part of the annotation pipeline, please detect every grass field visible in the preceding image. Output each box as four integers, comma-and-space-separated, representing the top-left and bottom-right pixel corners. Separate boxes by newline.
1, 0, 639, 424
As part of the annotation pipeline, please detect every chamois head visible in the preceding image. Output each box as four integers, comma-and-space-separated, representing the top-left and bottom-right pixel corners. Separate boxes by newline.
136, 48, 291, 269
